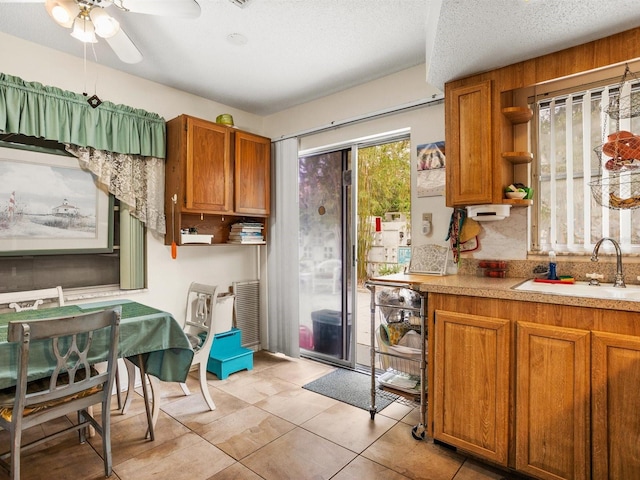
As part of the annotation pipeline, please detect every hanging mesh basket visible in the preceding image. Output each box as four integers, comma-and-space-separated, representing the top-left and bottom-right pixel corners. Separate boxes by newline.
590, 65, 640, 209
593, 138, 640, 172
604, 64, 640, 120
589, 172, 640, 209
605, 94, 640, 120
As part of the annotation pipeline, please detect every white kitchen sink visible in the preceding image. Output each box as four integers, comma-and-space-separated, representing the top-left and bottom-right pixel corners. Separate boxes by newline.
513, 279, 640, 301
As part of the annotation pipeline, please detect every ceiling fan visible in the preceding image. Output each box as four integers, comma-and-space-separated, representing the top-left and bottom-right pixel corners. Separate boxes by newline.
5, 0, 201, 64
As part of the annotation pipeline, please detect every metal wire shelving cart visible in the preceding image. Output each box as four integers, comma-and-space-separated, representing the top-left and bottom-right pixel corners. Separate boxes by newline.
365, 279, 427, 440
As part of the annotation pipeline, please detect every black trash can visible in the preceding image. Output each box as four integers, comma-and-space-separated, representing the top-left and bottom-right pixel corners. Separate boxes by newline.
311, 309, 351, 358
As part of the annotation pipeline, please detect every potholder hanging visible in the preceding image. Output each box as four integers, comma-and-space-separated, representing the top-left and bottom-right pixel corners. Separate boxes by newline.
446, 208, 465, 264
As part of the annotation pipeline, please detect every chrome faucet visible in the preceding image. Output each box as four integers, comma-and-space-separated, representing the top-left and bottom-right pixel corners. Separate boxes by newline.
591, 237, 626, 288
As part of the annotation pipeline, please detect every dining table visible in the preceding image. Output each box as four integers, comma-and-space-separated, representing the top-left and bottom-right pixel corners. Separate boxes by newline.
0, 298, 194, 440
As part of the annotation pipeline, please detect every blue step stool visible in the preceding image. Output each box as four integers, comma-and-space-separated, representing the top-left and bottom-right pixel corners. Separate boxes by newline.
207, 328, 253, 379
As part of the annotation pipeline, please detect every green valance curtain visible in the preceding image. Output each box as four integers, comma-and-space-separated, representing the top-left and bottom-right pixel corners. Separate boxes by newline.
0, 73, 166, 158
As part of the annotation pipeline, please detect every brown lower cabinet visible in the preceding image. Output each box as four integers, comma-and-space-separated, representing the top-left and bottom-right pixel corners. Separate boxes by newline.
591, 331, 640, 479
515, 322, 590, 480
433, 310, 510, 465
429, 293, 640, 480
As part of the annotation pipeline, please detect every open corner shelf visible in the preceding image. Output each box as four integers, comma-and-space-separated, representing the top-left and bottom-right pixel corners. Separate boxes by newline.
502, 106, 533, 124
503, 198, 533, 207
502, 151, 533, 164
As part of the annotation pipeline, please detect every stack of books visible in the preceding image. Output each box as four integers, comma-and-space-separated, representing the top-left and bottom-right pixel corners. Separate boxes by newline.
227, 222, 265, 244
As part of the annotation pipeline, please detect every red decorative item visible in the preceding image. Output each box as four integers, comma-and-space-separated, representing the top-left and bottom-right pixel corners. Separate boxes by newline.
375, 217, 382, 232
602, 130, 640, 170
299, 326, 314, 350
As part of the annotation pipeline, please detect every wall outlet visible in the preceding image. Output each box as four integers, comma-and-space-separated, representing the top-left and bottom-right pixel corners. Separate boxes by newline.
422, 213, 432, 223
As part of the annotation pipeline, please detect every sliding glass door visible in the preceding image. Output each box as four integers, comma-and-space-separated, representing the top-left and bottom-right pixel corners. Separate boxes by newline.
297, 132, 410, 369
298, 149, 354, 366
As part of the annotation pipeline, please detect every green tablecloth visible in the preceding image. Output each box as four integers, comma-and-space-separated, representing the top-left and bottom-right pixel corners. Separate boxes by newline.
0, 299, 194, 389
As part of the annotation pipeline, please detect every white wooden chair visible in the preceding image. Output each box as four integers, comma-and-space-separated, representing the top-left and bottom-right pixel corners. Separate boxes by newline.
122, 282, 219, 440
0, 307, 121, 479
178, 282, 220, 410
0, 287, 64, 312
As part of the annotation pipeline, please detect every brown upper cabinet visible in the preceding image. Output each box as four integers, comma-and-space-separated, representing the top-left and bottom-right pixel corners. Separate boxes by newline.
445, 80, 494, 206
164, 114, 271, 245
178, 115, 233, 213
444, 26, 640, 208
234, 130, 271, 216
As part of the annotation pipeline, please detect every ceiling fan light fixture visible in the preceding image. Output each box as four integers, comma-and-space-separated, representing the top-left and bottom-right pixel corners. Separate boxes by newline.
45, 0, 80, 28
71, 15, 98, 43
90, 8, 120, 38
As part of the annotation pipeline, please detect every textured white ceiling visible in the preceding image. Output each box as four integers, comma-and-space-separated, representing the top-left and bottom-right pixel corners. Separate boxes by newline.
2, 0, 640, 116
427, 0, 640, 90
0, 0, 429, 115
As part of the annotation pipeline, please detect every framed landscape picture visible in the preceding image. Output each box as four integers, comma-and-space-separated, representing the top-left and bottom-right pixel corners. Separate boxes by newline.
0, 147, 113, 255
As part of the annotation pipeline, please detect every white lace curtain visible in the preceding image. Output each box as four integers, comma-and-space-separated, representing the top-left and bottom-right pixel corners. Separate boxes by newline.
66, 145, 166, 235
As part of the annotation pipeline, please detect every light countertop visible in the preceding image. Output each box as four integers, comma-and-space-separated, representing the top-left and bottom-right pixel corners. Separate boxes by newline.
366, 274, 640, 313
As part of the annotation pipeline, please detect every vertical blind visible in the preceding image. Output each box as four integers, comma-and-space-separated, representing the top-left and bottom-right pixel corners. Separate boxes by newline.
536, 82, 640, 253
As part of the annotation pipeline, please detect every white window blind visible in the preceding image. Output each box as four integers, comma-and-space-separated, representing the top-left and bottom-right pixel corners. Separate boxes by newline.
534, 80, 640, 254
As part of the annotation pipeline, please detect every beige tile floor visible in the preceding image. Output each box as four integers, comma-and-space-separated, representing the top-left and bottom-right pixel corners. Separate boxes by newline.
0, 352, 519, 480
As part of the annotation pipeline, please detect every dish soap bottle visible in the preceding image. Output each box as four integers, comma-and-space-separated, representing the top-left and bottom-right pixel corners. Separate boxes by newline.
548, 250, 559, 280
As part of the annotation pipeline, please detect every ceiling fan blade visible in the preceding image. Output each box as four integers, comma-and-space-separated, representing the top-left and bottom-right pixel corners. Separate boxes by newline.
120, 0, 200, 18
105, 28, 143, 64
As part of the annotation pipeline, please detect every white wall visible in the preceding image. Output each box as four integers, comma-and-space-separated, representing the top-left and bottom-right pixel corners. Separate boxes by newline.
263, 65, 454, 255
0, 33, 266, 319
